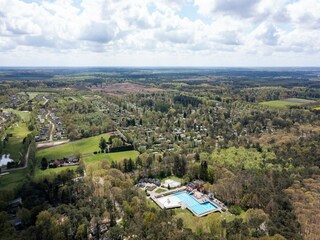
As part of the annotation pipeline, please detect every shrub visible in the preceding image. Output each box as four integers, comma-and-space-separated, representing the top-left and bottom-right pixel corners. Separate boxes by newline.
229, 205, 243, 215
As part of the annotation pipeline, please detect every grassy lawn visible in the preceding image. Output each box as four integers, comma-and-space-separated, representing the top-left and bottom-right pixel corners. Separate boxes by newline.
0, 169, 28, 191
84, 150, 139, 164
4, 109, 31, 122
260, 98, 315, 108
155, 188, 167, 193
3, 123, 31, 161
174, 209, 245, 233
146, 197, 160, 210
34, 166, 78, 181
36, 133, 111, 161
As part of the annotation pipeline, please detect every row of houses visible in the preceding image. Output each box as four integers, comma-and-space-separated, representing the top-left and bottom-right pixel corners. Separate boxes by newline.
3, 95, 28, 109
49, 157, 79, 168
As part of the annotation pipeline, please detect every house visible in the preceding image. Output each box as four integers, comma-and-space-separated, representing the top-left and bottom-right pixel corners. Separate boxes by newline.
10, 219, 22, 230
7, 198, 22, 216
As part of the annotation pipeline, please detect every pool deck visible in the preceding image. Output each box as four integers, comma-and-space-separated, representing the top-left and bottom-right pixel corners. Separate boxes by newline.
149, 187, 225, 217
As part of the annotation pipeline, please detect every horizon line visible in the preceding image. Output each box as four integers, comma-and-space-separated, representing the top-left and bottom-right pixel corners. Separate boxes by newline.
0, 66, 320, 68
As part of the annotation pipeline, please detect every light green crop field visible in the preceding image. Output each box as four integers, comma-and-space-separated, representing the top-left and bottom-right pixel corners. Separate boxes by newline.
0, 169, 28, 192
260, 98, 315, 108
36, 133, 111, 161
3, 122, 31, 161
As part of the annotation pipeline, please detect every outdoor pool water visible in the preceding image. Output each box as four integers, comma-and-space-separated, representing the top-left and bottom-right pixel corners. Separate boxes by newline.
174, 191, 217, 215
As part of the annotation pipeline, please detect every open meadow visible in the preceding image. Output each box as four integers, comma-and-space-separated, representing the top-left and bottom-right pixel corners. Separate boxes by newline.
34, 150, 139, 181
36, 133, 111, 160
260, 98, 315, 108
2, 122, 31, 161
4, 109, 31, 122
84, 150, 139, 164
0, 169, 29, 192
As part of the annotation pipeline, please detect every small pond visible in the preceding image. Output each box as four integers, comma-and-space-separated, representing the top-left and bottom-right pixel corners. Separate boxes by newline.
0, 154, 14, 167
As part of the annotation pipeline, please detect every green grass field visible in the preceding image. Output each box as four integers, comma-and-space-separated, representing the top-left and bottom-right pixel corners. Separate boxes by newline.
34, 150, 139, 181
84, 150, 139, 164
4, 109, 31, 122
0, 169, 29, 191
260, 98, 315, 108
155, 188, 167, 193
25, 91, 56, 100
36, 133, 111, 161
174, 209, 246, 233
3, 123, 31, 161
34, 166, 78, 182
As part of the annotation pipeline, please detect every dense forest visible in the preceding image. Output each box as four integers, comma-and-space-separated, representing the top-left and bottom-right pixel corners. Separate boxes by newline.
0, 68, 320, 240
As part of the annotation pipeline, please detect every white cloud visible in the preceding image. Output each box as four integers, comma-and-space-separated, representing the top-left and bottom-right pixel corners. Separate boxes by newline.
195, 0, 259, 18
0, 0, 319, 66
79, 21, 116, 43
287, 0, 320, 29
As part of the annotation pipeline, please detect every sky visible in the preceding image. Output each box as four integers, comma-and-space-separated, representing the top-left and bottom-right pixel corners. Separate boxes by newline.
0, 0, 319, 67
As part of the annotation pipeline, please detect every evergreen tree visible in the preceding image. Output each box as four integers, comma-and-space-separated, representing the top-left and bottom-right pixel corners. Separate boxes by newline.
200, 160, 208, 181
41, 157, 48, 170
99, 137, 107, 152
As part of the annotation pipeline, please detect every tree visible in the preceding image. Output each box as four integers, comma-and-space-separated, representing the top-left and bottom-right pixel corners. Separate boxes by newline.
35, 211, 54, 240
111, 137, 123, 148
200, 161, 208, 181
41, 157, 48, 170
128, 158, 135, 172
99, 137, 107, 152
226, 218, 249, 239
75, 224, 87, 240
17, 208, 32, 227
173, 155, 186, 177
195, 152, 200, 161
177, 218, 183, 230
247, 208, 268, 230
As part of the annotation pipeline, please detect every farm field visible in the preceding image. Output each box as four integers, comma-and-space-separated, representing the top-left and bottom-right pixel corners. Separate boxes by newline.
260, 98, 315, 107
36, 133, 111, 160
3, 122, 31, 161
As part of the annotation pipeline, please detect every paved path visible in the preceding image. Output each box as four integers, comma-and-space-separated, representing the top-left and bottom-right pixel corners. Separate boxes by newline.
45, 110, 55, 142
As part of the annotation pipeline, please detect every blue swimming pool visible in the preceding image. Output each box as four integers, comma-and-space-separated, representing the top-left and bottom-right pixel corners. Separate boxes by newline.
174, 191, 217, 215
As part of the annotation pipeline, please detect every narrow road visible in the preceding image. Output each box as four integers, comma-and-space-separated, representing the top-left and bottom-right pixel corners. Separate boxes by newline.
45, 110, 55, 142
43, 96, 49, 105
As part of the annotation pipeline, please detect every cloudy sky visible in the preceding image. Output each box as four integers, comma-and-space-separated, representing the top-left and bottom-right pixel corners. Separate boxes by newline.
0, 0, 319, 66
